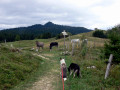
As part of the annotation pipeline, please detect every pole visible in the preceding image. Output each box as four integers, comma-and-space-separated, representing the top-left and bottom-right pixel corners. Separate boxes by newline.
64, 35, 65, 50
72, 43, 74, 56
68, 35, 71, 51
5, 39, 6, 44
105, 54, 113, 79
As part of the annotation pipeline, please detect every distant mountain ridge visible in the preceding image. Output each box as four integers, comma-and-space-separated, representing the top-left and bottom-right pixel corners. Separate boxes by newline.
0, 22, 92, 42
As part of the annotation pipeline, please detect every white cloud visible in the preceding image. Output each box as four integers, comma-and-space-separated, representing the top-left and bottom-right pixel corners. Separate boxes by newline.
0, 0, 120, 30
0, 24, 28, 29
0, 0, 13, 3
90, 0, 120, 29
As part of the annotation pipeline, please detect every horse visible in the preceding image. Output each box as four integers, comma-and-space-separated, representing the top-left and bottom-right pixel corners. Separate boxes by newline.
71, 39, 80, 43
49, 42, 58, 51
83, 39, 88, 44
36, 41, 44, 51
71, 39, 80, 47
81, 39, 88, 47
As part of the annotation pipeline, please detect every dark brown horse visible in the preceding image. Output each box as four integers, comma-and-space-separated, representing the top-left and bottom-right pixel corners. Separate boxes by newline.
36, 41, 44, 51
49, 42, 58, 51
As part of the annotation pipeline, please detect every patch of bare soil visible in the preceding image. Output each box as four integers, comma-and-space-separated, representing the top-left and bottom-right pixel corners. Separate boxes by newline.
27, 72, 55, 90
27, 53, 59, 90
43, 54, 54, 57
33, 53, 50, 60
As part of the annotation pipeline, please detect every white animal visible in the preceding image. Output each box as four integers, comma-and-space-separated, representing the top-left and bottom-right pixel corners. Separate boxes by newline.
60, 58, 67, 81
87, 66, 96, 69
71, 39, 80, 48
83, 39, 88, 44
10, 44, 13, 48
60, 58, 66, 66
71, 39, 80, 43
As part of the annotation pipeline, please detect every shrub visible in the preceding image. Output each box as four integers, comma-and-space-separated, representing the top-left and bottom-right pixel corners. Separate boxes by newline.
104, 27, 120, 63
93, 30, 107, 38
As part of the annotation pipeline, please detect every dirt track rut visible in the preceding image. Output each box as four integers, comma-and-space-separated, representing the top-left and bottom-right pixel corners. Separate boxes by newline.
27, 53, 60, 90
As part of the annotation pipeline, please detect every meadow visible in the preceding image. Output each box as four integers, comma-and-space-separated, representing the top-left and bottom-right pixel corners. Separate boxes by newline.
0, 32, 120, 90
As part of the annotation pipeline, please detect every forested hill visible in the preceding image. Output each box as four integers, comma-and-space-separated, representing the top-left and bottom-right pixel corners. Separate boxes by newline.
0, 22, 92, 42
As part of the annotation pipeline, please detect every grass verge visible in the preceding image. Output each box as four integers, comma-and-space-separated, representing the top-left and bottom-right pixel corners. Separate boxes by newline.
0, 45, 49, 90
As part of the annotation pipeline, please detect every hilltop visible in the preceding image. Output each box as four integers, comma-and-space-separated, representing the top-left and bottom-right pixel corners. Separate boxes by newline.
0, 22, 92, 42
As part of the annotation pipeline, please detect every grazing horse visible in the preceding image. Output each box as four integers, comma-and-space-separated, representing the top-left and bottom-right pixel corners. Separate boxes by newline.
50, 42, 58, 51
83, 39, 88, 44
71, 39, 80, 47
71, 39, 80, 44
36, 41, 44, 51
81, 39, 88, 47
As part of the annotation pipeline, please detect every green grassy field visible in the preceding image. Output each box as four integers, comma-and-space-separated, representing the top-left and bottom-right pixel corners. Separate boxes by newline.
0, 43, 52, 90
0, 32, 120, 90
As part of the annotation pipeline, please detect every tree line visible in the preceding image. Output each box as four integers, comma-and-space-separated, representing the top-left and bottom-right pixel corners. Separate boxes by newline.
0, 22, 91, 42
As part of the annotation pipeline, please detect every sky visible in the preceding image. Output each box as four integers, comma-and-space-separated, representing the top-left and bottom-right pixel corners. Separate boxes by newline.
0, 0, 120, 30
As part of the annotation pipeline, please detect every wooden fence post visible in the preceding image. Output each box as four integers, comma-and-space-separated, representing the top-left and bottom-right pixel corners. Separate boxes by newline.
62, 30, 67, 50
94, 41, 95, 48
105, 54, 113, 79
64, 35, 65, 50
71, 43, 75, 56
5, 39, 6, 44
68, 35, 71, 51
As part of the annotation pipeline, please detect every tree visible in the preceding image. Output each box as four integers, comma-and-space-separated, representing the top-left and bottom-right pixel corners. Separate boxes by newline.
93, 30, 107, 38
42, 33, 52, 39
55, 32, 72, 39
15, 35, 20, 41
104, 26, 120, 63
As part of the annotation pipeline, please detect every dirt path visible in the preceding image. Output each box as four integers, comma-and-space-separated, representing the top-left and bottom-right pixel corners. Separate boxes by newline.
28, 72, 55, 90
33, 53, 50, 60
27, 53, 60, 90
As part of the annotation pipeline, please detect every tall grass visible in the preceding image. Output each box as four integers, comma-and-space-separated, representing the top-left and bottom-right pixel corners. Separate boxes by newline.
0, 45, 44, 90
54, 32, 120, 90
0, 32, 120, 90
